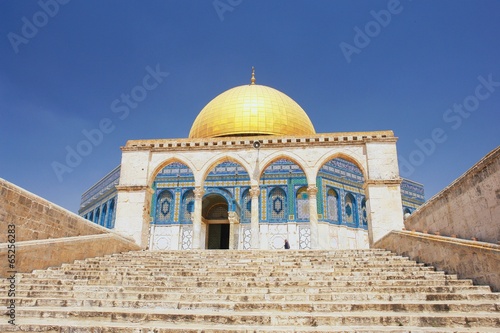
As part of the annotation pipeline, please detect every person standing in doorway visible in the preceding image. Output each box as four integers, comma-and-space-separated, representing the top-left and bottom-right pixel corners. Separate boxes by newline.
284, 239, 290, 249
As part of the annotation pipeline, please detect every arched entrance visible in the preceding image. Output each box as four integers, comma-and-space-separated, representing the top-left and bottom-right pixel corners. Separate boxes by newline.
202, 193, 230, 249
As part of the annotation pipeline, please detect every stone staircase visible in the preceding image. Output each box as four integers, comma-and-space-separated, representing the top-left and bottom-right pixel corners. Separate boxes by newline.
1, 249, 499, 332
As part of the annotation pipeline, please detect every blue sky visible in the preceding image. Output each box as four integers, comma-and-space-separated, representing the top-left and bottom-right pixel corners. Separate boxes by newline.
1, 0, 499, 213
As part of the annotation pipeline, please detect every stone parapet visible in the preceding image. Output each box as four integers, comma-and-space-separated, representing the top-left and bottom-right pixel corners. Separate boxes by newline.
375, 230, 500, 291
0, 178, 108, 242
0, 234, 140, 277
404, 146, 500, 244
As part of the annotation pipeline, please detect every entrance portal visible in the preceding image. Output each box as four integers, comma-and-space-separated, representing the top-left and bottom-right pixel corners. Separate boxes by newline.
202, 193, 230, 249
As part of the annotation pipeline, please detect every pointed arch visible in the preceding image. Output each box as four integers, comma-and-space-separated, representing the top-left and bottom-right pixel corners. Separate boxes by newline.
148, 157, 197, 187
258, 152, 308, 180
201, 155, 251, 185
315, 152, 367, 182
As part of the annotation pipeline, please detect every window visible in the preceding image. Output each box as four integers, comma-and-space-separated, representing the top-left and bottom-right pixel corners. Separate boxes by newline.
269, 187, 287, 222
327, 188, 339, 222
344, 193, 356, 224
181, 190, 194, 223
156, 190, 174, 223
296, 187, 309, 220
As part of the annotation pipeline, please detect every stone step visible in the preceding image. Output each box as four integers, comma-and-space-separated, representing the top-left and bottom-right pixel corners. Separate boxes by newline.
6, 288, 498, 302
36, 264, 437, 273
16, 278, 464, 292
3, 322, 500, 333
2, 278, 473, 291
6, 291, 500, 303
29, 269, 443, 278
46, 262, 431, 272
22, 270, 450, 280
25, 272, 449, 282
77, 252, 404, 259
111, 249, 392, 256
63, 260, 423, 270
76, 254, 410, 261
4, 297, 499, 313
6, 307, 500, 328
16, 278, 464, 289
7, 249, 499, 332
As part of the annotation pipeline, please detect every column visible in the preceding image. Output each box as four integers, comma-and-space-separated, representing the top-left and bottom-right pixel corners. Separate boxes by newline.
228, 211, 238, 250
307, 185, 319, 249
114, 185, 153, 248
250, 186, 260, 249
192, 187, 204, 249
364, 179, 404, 245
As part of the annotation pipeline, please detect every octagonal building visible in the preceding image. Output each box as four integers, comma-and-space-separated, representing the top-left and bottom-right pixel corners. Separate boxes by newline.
79, 69, 424, 250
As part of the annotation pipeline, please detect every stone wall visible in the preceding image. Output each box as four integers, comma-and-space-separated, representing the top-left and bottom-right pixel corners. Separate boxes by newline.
0, 234, 140, 277
0, 178, 140, 276
0, 178, 108, 242
375, 230, 500, 292
404, 146, 500, 244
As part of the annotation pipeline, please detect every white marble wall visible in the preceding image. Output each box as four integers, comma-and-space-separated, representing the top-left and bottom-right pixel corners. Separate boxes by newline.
150, 223, 368, 250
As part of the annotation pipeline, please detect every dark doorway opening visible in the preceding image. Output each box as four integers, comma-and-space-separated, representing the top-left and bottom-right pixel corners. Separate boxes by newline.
207, 223, 230, 249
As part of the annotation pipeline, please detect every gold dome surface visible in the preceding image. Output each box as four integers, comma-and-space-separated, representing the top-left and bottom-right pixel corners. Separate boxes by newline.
189, 78, 316, 138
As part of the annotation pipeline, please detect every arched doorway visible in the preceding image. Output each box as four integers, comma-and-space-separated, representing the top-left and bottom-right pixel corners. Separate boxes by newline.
202, 193, 230, 249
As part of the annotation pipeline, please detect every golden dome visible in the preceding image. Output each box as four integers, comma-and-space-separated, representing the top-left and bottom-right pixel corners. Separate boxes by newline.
188, 71, 315, 138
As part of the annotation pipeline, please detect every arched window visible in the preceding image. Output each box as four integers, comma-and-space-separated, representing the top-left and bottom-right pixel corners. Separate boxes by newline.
241, 189, 251, 222
94, 208, 100, 224
106, 199, 115, 228
153, 162, 195, 224
296, 187, 309, 220
344, 193, 356, 224
327, 188, 339, 222
269, 187, 287, 222
89, 211, 94, 222
100, 204, 107, 226
181, 190, 194, 223
361, 198, 367, 226
156, 190, 174, 223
